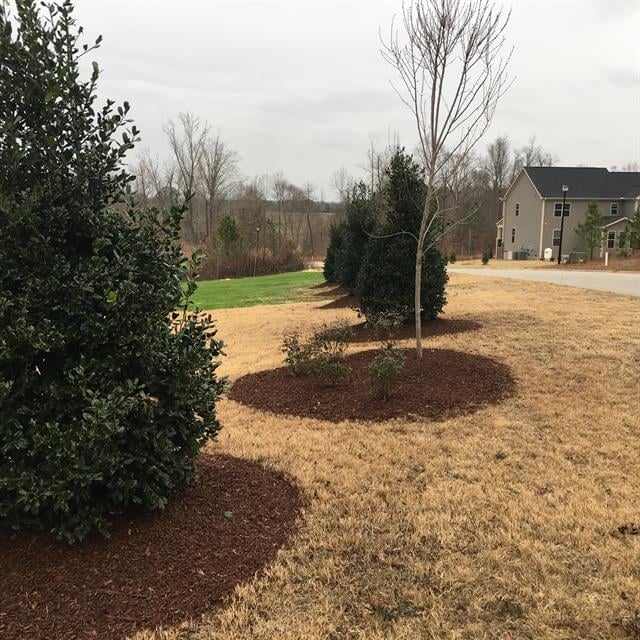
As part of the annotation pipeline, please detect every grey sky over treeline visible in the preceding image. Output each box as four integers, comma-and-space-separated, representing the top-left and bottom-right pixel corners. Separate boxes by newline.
74, 0, 640, 199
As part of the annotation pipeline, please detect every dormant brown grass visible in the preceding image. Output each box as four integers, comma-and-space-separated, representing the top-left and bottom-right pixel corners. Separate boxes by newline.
136, 273, 640, 640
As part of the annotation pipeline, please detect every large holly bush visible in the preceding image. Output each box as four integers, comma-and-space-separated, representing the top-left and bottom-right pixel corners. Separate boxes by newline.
0, 0, 225, 542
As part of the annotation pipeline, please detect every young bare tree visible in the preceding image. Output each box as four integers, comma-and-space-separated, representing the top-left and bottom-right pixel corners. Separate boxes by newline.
382, 0, 512, 356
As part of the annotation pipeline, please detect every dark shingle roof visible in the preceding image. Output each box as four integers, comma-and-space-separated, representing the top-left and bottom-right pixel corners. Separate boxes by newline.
524, 166, 640, 199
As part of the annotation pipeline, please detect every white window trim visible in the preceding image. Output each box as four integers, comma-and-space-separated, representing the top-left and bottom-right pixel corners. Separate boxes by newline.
554, 202, 571, 217
607, 230, 616, 248
511, 227, 516, 243
610, 202, 619, 216
515, 202, 520, 216
552, 229, 561, 247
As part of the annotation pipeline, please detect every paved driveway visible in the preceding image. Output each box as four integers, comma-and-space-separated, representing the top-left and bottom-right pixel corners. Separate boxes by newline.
449, 267, 640, 298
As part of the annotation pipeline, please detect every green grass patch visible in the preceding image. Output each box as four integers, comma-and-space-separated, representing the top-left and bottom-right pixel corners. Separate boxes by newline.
190, 270, 326, 310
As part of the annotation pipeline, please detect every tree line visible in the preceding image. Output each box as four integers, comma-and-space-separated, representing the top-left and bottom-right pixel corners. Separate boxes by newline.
134, 113, 341, 278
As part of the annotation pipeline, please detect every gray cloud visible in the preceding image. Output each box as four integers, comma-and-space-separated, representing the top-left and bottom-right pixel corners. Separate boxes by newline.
73, 0, 640, 195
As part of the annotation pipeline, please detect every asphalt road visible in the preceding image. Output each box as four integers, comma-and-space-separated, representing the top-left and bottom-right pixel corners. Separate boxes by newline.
448, 267, 640, 298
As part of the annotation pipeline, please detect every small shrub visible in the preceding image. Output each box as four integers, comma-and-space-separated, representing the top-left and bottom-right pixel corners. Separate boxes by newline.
449, 251, 457, 264
312, 354, 352, 385
482, 251, 491, 265
282, 321, 353, 384
310, 321, 354, 358
369, 342, 405, 400
366, 308, 408, 335
310, 321, 353, 385
281, 331, 318, 377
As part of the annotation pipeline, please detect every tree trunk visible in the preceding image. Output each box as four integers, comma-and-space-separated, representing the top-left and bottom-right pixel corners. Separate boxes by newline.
306, 212, 315, 258
415, 181, 434, 359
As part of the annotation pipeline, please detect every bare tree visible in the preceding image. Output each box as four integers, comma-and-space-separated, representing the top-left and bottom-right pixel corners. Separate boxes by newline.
382, 0, 511, 356
513, 135, 555, 172
271, 172, 289, 243
163, 112, 209, 239
303, 181, 316, 257
332, 167, 354, 209
485, 135, 511, 194
199, 133, 239, 237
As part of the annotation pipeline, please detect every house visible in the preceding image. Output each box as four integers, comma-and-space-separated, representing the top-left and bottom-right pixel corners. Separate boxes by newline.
495, 167, 640, 260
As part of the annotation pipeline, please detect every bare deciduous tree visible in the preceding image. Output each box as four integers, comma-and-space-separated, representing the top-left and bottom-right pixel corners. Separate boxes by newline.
303, 181, 316, 257
332, 167, 354, 210
199, 133, 239, 237
163, 112, 209, 238
486, 135, 511, 195
382, 0, 512, 356
513, 135, 555, 172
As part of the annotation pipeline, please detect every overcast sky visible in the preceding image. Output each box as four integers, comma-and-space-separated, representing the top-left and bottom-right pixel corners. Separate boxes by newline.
74, 0, 640, 199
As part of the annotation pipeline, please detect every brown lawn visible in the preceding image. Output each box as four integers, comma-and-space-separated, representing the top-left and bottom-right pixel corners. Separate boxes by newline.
135, 273, 640, 640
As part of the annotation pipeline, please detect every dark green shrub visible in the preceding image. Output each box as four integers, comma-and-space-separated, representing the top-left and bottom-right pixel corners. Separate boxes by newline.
0, 1, 224, 542
369, 342, 405, 400
355, 149, 448, 324
482, 251, 491, 265
449, 251, 457, 264
323, 220, 346, 282
332, 183, 377, 290
357, 234, 447, 323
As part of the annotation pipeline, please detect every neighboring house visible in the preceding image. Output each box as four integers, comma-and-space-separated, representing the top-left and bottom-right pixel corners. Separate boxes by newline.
495, 167, 640, 260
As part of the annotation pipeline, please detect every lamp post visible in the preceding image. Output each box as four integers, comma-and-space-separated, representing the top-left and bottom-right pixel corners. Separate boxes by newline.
557, 184, 569, 264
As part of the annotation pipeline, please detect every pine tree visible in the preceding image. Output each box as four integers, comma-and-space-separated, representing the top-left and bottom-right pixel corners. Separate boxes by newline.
577, 201, 604, 260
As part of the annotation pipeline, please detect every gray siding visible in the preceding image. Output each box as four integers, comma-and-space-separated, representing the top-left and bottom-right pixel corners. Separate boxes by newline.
502, 171, 542, 259
541, 200, 632, 259
501, 171, 639, 260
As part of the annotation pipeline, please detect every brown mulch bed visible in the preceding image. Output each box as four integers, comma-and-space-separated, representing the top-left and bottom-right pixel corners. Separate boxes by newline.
317, 293, 358, 309
309, 281, 335, 290
0, 455, 303, 640
229, 348, 516, 422
349, 318, 482, 343
314, 285, 350, 297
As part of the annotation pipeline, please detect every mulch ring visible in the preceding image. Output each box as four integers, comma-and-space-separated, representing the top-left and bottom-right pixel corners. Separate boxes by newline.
314, 285, 350, 297
317, 293, 358, 309
229, 348, 516, 422
349, 317, 482, 343
0, 454, 303, 640
309, 280, 335, 290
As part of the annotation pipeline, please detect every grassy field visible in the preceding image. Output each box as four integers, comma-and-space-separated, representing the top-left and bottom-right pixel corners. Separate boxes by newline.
140, 274, 639, 639
189, 270, 325, 310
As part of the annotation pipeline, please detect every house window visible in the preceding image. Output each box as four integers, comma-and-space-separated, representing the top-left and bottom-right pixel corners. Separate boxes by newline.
618, 232, 625, 248
552, 229, 561, 246
607, 231, 616, 248
554, 202, 571, 217
515, 203, 520, 216
511, 228, 516, 243
611, 203, 619, 216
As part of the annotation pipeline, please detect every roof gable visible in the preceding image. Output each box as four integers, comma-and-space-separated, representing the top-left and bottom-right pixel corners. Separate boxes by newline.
524, 166, 640, 199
